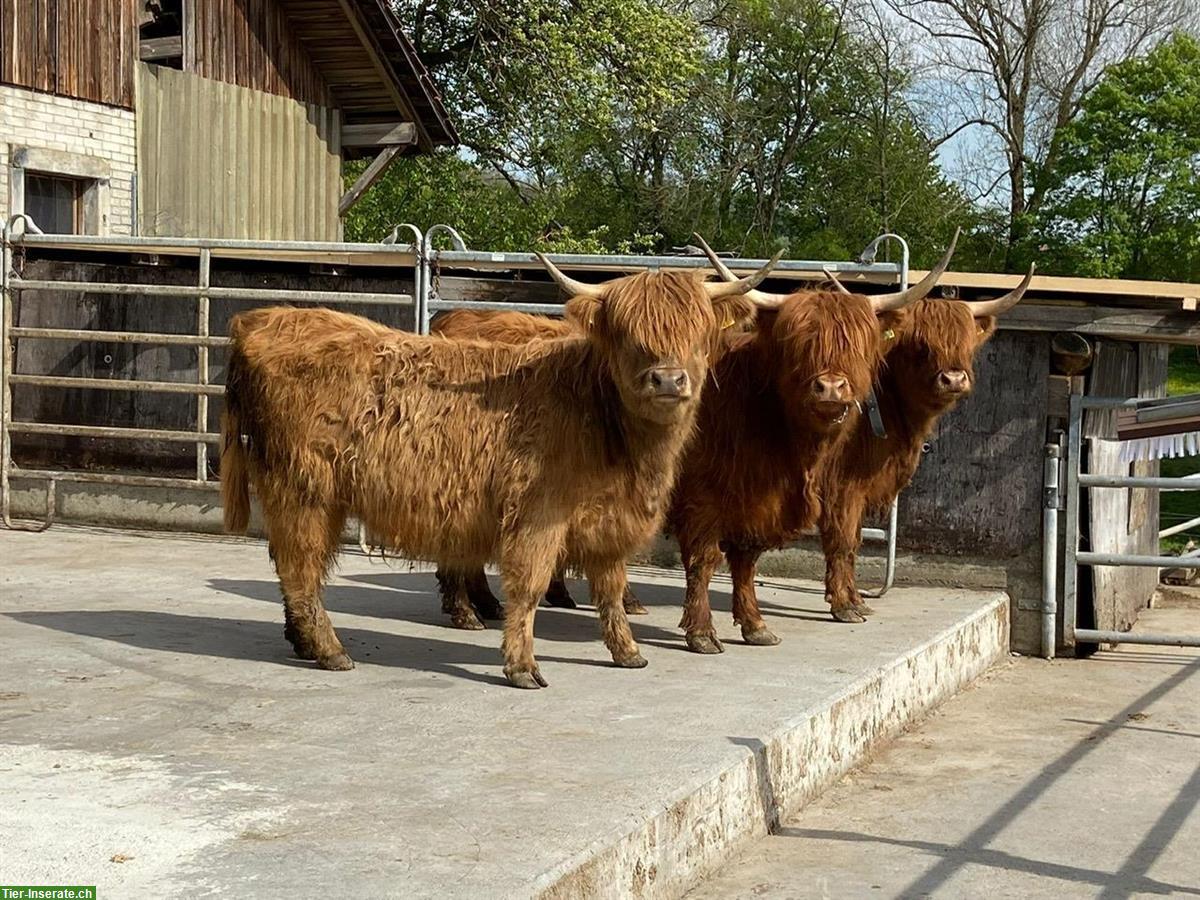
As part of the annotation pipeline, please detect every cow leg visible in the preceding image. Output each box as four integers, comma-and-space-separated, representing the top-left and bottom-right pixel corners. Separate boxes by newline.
820, 493, 868, 624
435, 566, 485, 630
543, 567, 578, 609
588, 560, 646, 668
270, 504, 353, 670
679, 539, 724, 654
500, 525, 566, 690
466, 568, 504, 620
623, 584, 648, 615
727, 546, 780, 646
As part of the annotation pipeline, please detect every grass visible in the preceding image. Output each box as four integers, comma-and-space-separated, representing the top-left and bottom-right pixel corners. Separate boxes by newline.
1158, 346, 1200, 553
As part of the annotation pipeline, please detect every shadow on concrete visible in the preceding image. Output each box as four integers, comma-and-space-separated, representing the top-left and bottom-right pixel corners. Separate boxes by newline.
206, 576, 685, 646
775, 826, 1200, 897
730, 736, 780, 835
777, 655, 1200, 897
4, 608, 660, 686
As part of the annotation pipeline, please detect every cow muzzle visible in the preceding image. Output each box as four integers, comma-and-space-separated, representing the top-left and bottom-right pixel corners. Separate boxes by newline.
812, 375, 851, 404
646, 367, 691, 401
938, 369, 970, 394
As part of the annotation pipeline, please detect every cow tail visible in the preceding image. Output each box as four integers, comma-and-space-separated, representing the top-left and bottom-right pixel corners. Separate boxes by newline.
221, 350, 252, 535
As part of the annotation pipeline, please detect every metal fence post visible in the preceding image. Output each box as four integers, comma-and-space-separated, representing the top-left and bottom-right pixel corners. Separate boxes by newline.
196, 248, 211, 482
1042, 439, 1061, 658
1062, 392, 1083, 651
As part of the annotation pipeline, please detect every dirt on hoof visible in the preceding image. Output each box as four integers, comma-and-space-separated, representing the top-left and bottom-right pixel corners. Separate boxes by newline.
686, 633, 725, 654
505, 667, 548, 689
831, 606, 866, 624
742, 626, 782, 646
613, 651, 649, 668
450, 610, 486, 630
623, 596, 649, 615
317, 652, 355, 671
853, 601, 876, 617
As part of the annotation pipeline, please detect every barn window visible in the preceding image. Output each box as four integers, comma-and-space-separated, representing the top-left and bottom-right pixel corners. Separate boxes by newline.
25, 174, 85, 235
140, 0, 185, 70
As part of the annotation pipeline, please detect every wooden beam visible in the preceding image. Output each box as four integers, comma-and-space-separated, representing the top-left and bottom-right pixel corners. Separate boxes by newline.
341, 122, 417, 148
332, 0, 432, 150
1000, 303, 1200, 344
139, 36, 183, 62
339, 145, 403, 217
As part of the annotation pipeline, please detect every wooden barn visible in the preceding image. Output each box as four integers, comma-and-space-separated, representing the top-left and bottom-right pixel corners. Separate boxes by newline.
0, 0, 457, 239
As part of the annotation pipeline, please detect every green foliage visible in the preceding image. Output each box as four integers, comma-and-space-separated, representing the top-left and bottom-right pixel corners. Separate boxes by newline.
1033, 33, 1200, 281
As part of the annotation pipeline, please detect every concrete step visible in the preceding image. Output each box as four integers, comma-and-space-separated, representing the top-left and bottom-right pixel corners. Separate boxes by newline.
0, 527, 1008, 898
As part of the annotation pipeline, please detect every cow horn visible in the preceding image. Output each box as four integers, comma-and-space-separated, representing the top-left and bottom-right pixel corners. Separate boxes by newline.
963, 263, 1035, 316
702, 247, 786, 299
536, 253, 605, 298
693, 234, 792, 306
821, 267, 852, 295
869, 227, 960, 312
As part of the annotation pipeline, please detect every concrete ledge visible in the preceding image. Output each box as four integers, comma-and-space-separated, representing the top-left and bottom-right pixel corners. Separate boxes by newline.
537, 595, 1008, 898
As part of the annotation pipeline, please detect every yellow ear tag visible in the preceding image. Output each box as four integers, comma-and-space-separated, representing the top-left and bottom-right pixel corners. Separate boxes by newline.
721, 313, 735, 330
883, 328, 895, 341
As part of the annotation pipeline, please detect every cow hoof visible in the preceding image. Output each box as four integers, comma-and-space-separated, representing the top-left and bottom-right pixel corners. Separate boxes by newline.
686, 633, 725, 654
450, 610, 486, 630
317, 652, 355, 671
505, 667, 548, 690
853, 601, 876, 617
286, 637, 317, 661
623, 597, 649, 615
831, 607, 866, 624
613, 651, 648, 668
743, 626, 782, 646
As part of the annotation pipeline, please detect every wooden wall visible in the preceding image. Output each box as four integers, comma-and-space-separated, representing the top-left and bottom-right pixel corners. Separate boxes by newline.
0, 0, 137, 107
137, 64, 341, 240
184, 0, 331, 107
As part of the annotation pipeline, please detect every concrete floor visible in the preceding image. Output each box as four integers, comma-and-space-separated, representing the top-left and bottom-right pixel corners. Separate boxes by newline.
0, 526, 1006, 898
690, 606, 1200, 900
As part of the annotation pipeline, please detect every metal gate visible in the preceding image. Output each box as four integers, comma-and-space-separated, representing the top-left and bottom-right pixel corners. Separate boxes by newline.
1042, 392, 1200, 658
2, 217, 908, 596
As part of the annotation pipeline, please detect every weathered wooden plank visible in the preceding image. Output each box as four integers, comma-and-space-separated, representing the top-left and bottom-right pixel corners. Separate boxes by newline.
338, 144, 402, 216
341, 121, 417, 147
139, 35, 182, 61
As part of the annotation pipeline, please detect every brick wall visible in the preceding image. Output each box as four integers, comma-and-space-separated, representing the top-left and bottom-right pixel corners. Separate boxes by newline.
1, 85, 137, 235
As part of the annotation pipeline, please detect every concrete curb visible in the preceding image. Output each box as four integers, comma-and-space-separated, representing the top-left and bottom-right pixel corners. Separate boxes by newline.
534, 594, 1010, 899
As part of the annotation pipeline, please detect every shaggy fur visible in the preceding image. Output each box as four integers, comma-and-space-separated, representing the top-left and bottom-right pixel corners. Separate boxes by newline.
221, 272, 755, 689
817, 299, 1000, 622
429, 309, 648, 624
667, 291, 889, 652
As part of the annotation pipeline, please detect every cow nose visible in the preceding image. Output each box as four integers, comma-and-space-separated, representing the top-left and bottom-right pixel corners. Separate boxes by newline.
813, 375, 850, 403
648, 368, 690, 398
939, 370, 969, 392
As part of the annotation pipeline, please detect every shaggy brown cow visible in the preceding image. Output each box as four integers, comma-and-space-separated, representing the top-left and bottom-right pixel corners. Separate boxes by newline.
669, 235, 958, 653
430, 307, 648, 626
816, 267, 1033, 622
220, 253, 780, 688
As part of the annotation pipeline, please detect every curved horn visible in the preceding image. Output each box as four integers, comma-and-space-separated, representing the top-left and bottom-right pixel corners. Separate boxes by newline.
535, 252, 605, 298
963, 263, 1035, 316
870, 227, 960, 312
693, 233, 791, 306
702, 247, 786, 299
821, 267, 852, 295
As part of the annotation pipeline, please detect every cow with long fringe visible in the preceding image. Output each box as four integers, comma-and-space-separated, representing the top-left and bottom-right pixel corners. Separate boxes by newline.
219, 252, 780, 689
815, 266, 1033, 622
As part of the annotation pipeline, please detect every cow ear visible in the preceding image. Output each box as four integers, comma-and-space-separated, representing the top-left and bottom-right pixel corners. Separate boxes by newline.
565, 295, 604, 337
711, 294, 757, 333
974, 315, 998, 345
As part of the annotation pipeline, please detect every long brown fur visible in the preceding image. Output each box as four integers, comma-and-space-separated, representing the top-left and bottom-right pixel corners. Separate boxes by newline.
220, 272, 755, 688
668, 290, 889, 651
817, 299, 1001, 622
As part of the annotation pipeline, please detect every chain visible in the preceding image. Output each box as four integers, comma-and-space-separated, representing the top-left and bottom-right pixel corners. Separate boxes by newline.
431, 249, 442, 301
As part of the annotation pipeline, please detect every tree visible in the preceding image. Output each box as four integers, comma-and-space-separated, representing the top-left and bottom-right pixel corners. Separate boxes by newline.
882, 0, 1188, 266
1034, 32, 1200, 281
